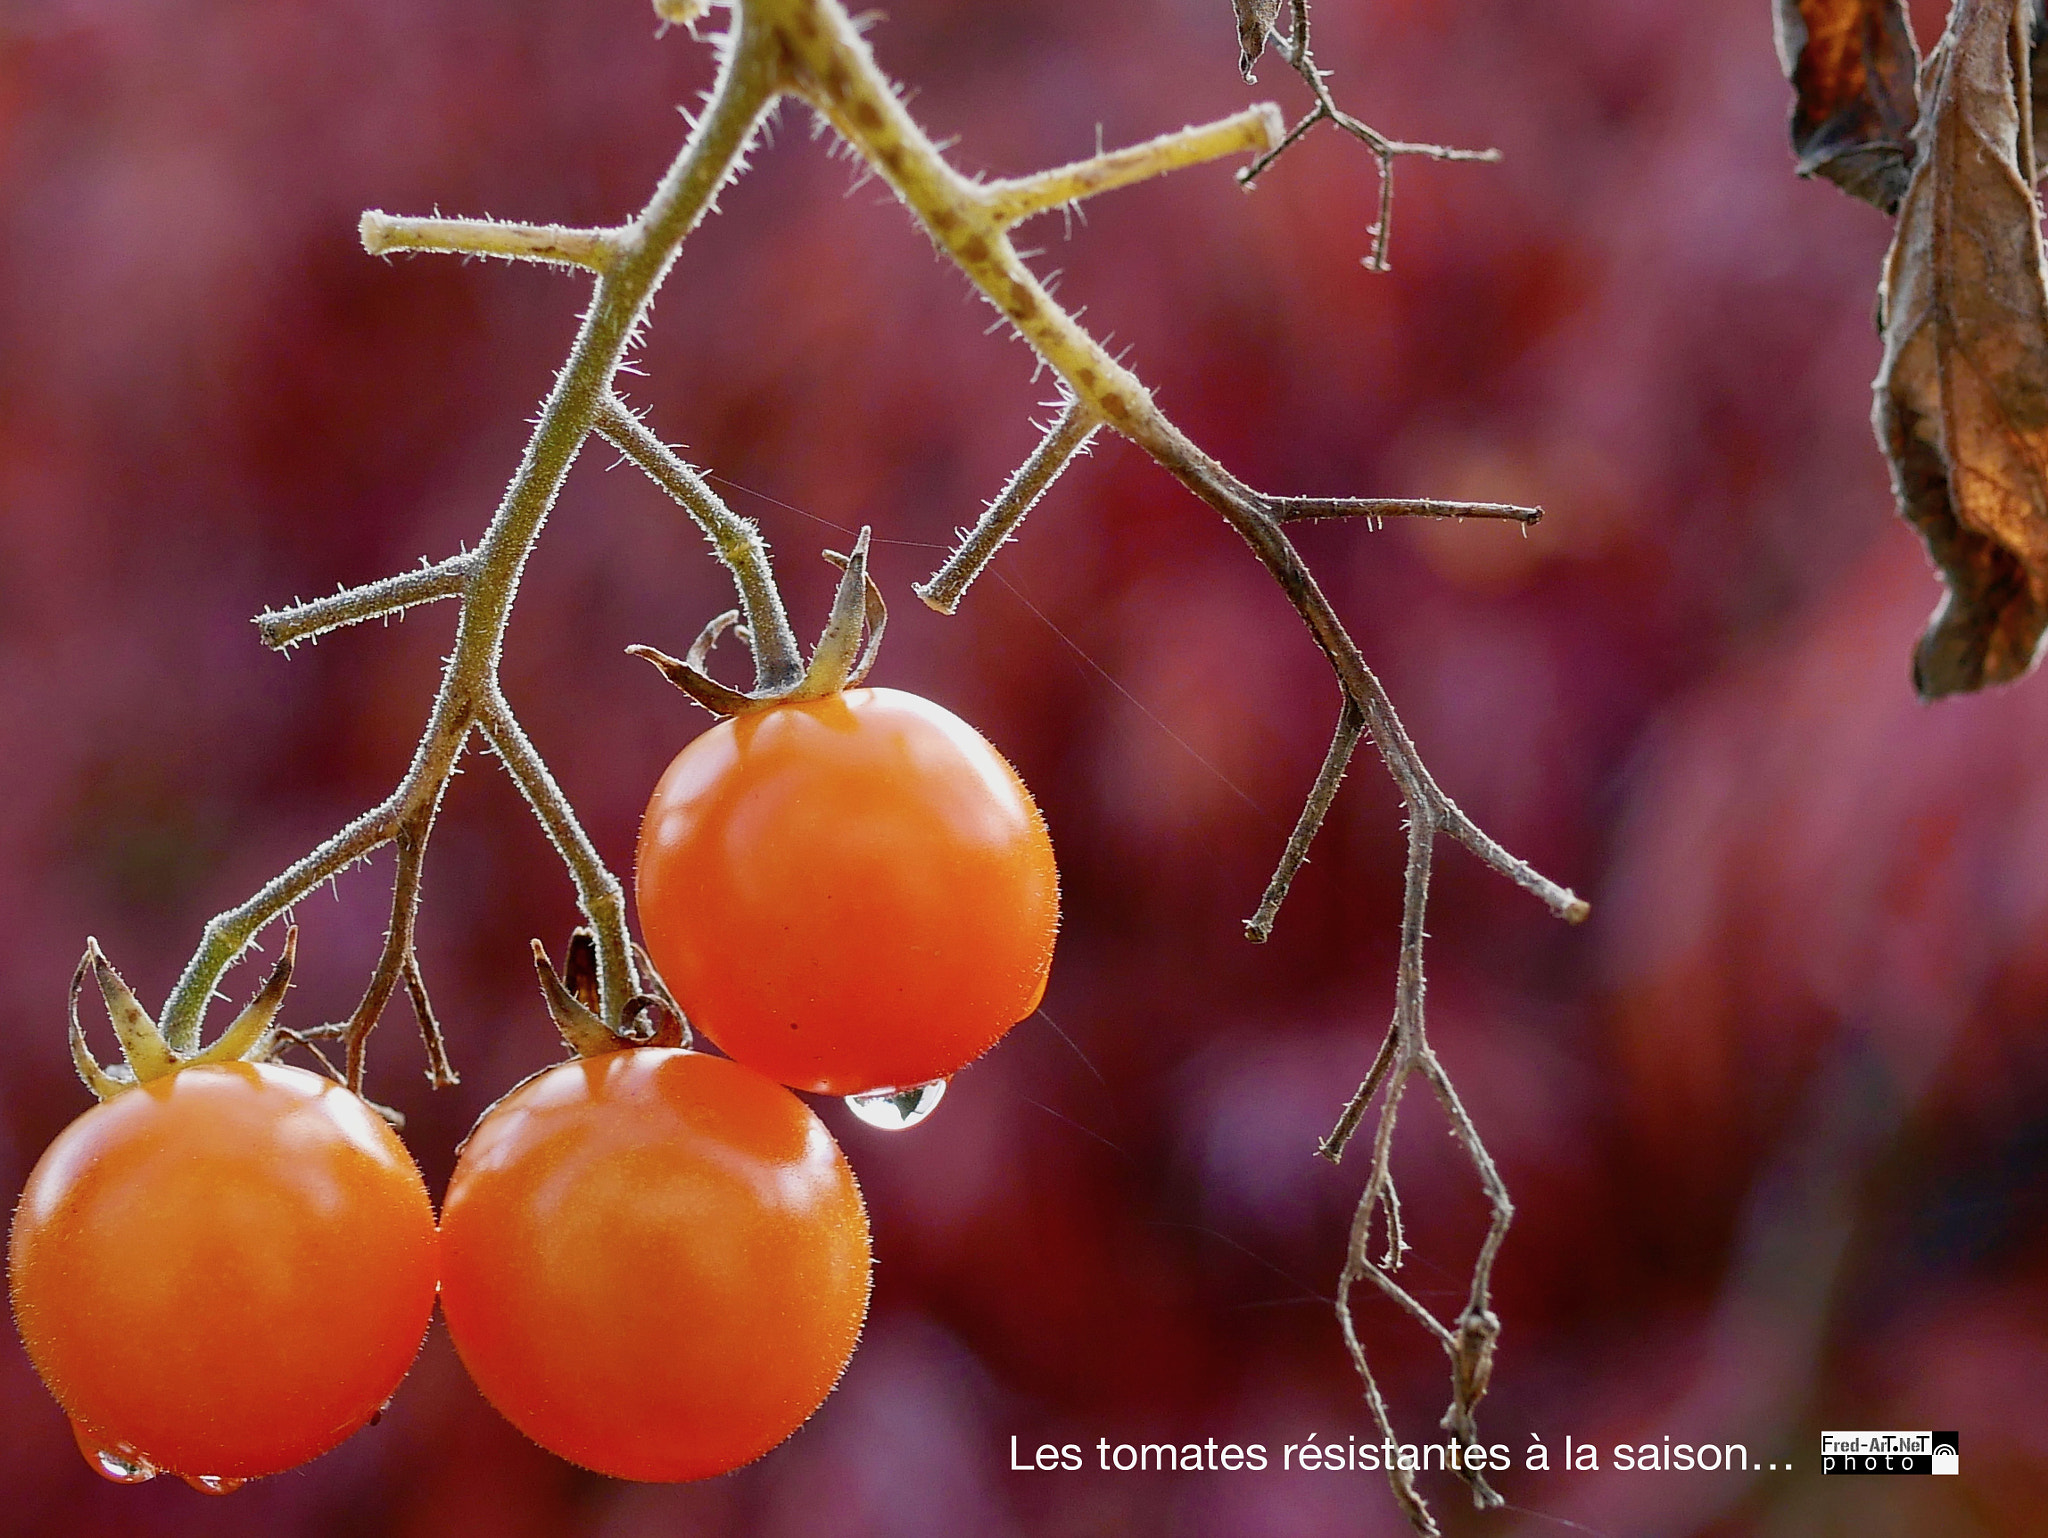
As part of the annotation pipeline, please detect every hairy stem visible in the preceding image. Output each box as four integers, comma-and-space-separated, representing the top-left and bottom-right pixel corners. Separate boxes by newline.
159, 14, 784, 1051
1271, 496, 1540, 525
918, 397, 1099, 614
1245, 699, 1365, 942
981, 105, 1282, 225
478, 690, 634, 1026
257, 556, 475, 651
360, 212, 622, 272
595, 394, 804, 689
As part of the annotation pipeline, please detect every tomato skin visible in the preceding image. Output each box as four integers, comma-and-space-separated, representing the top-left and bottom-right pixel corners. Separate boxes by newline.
437, 1049, 870, 1482
7, 1063, 439, 1480
636, 687, 1059, 1095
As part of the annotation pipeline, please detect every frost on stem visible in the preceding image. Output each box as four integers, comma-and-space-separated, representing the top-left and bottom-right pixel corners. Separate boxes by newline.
120, 2, 1577, 1528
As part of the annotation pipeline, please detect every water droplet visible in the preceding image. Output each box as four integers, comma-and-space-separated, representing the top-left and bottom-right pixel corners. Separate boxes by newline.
70, 1420, 156, 1484
182, 1474, 246, 1496
844, 1078, 947, 1130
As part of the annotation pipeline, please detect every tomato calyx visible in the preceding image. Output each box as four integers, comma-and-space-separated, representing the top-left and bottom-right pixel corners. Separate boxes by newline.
531, 928, 689, 1058
67, 928, 299, 1100
627, 526, 887, 718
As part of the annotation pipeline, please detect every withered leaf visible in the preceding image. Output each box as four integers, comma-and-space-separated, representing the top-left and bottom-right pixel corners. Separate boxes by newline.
1776, 0, 1922, 213
2031, 0, 2048, 175
1875, 0, 2048, 696
1233, 0, 1284, 80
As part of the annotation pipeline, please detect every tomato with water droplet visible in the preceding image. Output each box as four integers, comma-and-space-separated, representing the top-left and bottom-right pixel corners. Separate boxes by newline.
636, 687, 1058, 1096
9, 1063, 439, 1482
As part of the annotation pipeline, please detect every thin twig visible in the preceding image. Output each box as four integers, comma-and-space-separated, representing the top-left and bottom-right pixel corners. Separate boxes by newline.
359, 212, 622, 272
981, 105, 1283, 225
917, 397, 1099, 613
342, 797, 442, 1092
595, 394, 804, 690
1245, 698, 1365, 941
256, 556, 474, 651
156, 11, 784, 1052
403, 951, 459, 1088
1236, 0, 1499, 270
1318, 1018, 1395, 1163
477, 689, 635, 1029
1272, 497, 1541, 526
1340, 1048, 1436, 1532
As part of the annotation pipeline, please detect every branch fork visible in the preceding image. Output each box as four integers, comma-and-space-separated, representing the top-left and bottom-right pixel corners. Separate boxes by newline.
1235, 0, 1501, 270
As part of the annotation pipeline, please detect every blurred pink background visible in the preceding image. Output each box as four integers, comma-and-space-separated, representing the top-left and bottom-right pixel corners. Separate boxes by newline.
2, 0, 2043, 1533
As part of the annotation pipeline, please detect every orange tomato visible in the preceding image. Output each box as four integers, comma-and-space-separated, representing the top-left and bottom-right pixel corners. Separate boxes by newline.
8, 1063, 439, 1482
635, 687, 1059, 1096
437, 1049, 870, 1480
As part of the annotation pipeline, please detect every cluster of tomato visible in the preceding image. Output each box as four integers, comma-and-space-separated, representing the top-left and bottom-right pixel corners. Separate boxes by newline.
9, 688, 1058, 1490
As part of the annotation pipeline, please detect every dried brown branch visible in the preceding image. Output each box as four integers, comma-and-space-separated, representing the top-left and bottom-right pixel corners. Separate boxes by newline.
1244, 699, 1363, 943
1318, 1017, 1394, 1164
1234, 0, 1500, 270
402, 951, 458, 1088
1272, 496, 1540, 525
340, 796, 444, 1092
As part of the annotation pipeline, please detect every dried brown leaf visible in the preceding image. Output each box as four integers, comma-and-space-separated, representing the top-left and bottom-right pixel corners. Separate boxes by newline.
1876, 0, 2048, 696
1233, 0, 1283, 80
2031, 0, 2048, 174
1778, 0, 1922, 212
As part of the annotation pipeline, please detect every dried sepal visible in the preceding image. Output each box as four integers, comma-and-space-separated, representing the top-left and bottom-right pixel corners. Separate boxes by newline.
621, 994, 689, 1050
533, 939, 626, 1058
67, 950, 134, 1101
814, 531, 887, 691
562, 927, 602, 1014
632, 942, 694, 1050
625, 643, 759, 717
85, 939, 179, 1084
186, 926, 299, 1068
685, 610, 743, 673
630, 528, 888, 717
1233, 0, 1284, 80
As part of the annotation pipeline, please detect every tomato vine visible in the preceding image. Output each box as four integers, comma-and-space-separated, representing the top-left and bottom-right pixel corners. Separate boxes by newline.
41, 1, 1587, 1530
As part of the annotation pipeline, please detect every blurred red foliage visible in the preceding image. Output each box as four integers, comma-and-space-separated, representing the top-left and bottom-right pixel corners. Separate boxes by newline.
2, 1, 2043, 1534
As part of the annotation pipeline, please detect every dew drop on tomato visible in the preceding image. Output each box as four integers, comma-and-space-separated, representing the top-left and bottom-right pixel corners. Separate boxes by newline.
843, 1077, 947, 1130
71, 1420, 156, 1484
182, 1475, 246, 1495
